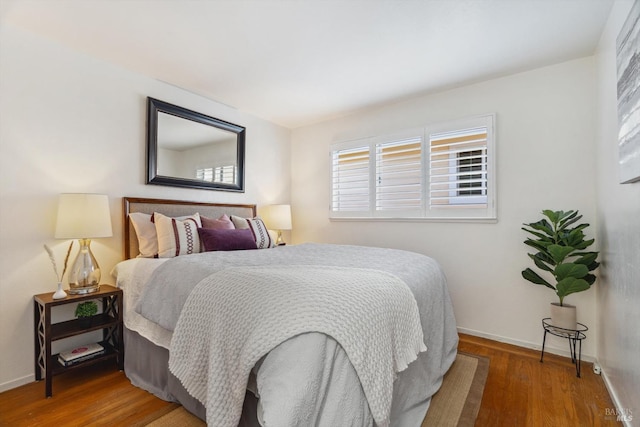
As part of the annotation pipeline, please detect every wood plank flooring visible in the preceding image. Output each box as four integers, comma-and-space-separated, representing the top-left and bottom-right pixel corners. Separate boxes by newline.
0, 333, 620, 426
0, 362, 177, 426
458, 334, 620, 427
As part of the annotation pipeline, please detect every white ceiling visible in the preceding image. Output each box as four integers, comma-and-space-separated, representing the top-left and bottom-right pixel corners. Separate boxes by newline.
1, 0, 613, 129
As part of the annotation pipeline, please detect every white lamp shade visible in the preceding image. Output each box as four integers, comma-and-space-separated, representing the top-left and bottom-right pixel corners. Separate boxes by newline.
261, 204, 292, 230
54, 194, 113, 239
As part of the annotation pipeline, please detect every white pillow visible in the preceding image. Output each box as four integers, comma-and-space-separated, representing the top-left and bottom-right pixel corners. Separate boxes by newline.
230, 215, 275, 249
129, 212, 202, 257
154, 212, 202, 258
129, 212, 158, 258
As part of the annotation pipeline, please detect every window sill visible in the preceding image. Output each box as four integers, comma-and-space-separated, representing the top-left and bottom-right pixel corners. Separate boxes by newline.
329, 216, 498, 224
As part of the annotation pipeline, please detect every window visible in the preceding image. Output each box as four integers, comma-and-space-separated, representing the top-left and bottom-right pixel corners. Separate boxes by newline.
330, 114, 495, 221
376, 137, 423, 212
196, 165, 237, 184
457, 150, 484, 196
428, 125, 489, 210
196, 167, 214, 182
331, 145, 370, 213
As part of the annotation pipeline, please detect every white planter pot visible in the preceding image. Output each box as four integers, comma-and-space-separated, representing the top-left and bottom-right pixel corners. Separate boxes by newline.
550, 303, 577, 330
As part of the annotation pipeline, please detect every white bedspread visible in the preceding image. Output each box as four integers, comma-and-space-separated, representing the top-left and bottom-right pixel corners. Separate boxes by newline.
169, 265, 427, 427
118, 243, 459, 427
112, 257, 172, 348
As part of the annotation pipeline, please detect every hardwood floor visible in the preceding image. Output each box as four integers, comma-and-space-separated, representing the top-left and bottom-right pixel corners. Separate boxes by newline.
0, 362, 177, 426
0, 333, 620, 426
458, 334, 620, 427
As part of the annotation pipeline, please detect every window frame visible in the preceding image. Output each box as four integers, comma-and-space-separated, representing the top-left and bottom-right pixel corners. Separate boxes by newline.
329, 114, 496, 222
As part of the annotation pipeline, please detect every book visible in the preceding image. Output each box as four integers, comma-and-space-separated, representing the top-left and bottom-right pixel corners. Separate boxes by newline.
58, 349, 105, 367
58, 342, 104, 363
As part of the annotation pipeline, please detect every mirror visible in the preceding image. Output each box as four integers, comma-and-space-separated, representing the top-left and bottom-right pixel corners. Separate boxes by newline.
147, 97, 246, 192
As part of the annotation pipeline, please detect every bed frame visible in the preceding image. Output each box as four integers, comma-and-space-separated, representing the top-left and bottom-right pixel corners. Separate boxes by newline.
123, 197, 256, 259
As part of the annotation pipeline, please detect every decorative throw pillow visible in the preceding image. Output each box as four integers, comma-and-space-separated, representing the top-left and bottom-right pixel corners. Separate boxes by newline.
198, 228, 258, 251
201, 214, 235, 230
230, 215, 275, 249
230, 215, 250, 230
129, 212, 158, 258
154, 212, 202, 258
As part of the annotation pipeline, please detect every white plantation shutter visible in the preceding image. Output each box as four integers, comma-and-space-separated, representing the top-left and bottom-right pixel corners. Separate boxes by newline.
330, 114, 495, 221
429, 127, 488, 208
197, 165, 236, 184
214, 165, 236, 184
376, 137, 422, 212
331, 146, 370, 213
196, 167, 214, 182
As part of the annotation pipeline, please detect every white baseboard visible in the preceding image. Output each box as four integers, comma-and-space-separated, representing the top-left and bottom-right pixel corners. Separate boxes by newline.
0, 374, 34, 393
598, 360, 635, 427
457, 326, 595, 362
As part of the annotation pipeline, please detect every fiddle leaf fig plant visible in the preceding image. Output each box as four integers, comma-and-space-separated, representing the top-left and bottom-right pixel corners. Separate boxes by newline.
521, 210, 599, 306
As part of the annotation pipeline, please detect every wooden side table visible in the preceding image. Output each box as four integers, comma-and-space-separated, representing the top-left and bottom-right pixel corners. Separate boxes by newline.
33, 285, 124, 397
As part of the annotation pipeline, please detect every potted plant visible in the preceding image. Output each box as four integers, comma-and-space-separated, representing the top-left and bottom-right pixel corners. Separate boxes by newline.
75, 301, 98, 327
521, 210, 599, 330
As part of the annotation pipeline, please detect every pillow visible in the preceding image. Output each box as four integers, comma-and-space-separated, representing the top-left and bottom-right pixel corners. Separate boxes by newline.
230, 215, 275, 249
198, 228, 258, 251
230, 215, 250, 230
201, 214, 235, 230
129, 212, 158, 258
129, 212, 203, 257
154, 212, 202, 258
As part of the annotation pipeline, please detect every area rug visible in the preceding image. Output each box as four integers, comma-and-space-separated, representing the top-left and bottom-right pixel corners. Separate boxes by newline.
146, 405, 204, 426
146, 352, 489, 427
422, 352, 489, 427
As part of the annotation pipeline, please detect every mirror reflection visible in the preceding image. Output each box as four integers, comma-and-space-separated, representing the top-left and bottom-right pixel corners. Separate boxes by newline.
147, 97, 245, 192
157, 112, 238, 184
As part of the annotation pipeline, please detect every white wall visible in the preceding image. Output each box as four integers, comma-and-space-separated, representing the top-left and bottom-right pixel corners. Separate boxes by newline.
180, 139, 237, 178
0, 25, 291, 391
594, 0, 640, 417
158, 147, 183, 177
291, 57, 599, 357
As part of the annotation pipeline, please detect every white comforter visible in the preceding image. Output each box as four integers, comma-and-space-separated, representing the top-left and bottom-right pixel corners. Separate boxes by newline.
114, 243, 458, 427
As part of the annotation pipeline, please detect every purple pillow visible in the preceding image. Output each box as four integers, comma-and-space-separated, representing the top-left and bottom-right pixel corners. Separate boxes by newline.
198, 228, 258, 251
201, 214, 235, 230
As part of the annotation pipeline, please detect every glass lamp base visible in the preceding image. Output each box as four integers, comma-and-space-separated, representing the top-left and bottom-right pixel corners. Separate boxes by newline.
68, 238, 101, 295
68, 284, 100, 295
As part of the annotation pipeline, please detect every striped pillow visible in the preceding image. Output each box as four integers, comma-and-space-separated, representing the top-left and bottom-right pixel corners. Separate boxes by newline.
230, 216, 275, 249
155, 212, 202, 258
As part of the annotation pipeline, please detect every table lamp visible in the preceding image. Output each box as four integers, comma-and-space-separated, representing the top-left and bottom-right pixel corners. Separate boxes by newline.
54, 194, 113, 294
261, 204, 292, 245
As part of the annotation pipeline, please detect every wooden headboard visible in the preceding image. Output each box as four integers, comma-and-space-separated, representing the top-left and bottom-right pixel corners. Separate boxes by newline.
123, 197, 256, 259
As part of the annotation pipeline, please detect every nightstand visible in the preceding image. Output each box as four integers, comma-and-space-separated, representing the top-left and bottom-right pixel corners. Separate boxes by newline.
33, 285, 124, 397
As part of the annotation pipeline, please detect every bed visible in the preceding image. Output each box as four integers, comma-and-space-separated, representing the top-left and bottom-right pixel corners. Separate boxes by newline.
113, 197, 458, 427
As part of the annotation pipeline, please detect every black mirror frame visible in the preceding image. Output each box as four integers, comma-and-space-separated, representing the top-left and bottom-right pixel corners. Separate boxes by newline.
146, 97, 246, 192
